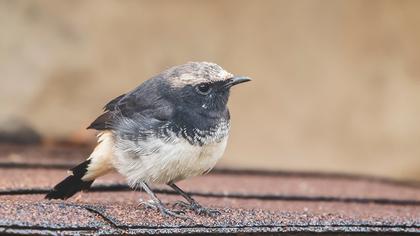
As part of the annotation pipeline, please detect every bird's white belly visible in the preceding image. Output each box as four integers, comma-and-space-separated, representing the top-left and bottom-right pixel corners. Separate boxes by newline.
113, 136, 228, 187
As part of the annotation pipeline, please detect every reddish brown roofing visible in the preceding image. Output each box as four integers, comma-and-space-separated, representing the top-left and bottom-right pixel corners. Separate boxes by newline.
0, 144, 419, 234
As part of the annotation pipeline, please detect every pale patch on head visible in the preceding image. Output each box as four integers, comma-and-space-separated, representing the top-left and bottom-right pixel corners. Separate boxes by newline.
216, 68, 232, 80
164, 61, 233, 88
178, 73, 206, 86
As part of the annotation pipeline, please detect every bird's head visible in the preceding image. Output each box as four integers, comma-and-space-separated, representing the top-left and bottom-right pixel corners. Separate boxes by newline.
159, 62, 251, 119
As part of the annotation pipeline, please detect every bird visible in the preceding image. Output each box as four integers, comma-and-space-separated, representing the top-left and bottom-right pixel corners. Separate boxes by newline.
45, 61, 251, 218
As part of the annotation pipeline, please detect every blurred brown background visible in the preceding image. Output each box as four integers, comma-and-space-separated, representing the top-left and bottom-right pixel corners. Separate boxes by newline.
1, 0, 420, 180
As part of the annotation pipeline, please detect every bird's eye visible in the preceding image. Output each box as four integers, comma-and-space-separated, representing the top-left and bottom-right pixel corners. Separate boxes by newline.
195, 83, 212, 95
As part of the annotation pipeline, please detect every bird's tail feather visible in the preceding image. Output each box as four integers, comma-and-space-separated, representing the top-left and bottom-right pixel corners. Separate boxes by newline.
45, 131, 114, 200
45, 160, 94, 200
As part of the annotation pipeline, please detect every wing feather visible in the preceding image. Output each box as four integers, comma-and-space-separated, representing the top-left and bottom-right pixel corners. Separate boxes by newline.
87, 76, 173, 131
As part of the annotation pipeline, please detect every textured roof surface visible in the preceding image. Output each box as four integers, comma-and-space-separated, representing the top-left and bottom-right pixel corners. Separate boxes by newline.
0, 144, 419, 235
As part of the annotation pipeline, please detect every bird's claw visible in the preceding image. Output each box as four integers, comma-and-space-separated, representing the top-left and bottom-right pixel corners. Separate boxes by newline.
173, 201, 220, 217
138, 199, 158, 210
139, 199, 190, 219
195, 206, 221, 217
173, 200, 190, 209
159, 206, 190, 219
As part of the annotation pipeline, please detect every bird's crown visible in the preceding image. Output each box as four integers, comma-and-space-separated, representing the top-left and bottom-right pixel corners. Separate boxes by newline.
162, 61, 233, 87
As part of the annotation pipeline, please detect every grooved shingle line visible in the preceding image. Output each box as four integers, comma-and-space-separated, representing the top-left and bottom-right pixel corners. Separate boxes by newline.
0, 163, 73, 169
1, 184, 420, 206
81, 204, 120, 229
1, 223, 419, 233
1, 162, 419, 189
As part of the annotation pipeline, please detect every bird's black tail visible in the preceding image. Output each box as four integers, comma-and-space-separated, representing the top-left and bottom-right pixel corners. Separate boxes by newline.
45, 159, 94, 200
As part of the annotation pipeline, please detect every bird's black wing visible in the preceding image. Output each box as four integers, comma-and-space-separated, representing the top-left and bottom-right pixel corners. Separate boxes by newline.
87, 77, 173, 131
87, 94, 125, 130
104, 94, 126, 111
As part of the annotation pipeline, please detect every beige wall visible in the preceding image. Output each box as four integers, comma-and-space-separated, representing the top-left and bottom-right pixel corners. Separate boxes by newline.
1, 0, 420, 180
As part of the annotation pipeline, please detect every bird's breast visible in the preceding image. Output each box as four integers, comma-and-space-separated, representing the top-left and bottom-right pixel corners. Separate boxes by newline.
113, 122, 230, 186
168, 118, 230, 146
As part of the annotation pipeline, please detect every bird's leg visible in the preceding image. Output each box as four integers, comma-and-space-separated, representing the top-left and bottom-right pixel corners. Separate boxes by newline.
169, 183, 221, 217
140, 182, 189, 219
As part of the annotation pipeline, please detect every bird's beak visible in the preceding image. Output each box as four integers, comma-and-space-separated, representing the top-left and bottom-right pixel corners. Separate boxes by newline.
223, 76, 252, 88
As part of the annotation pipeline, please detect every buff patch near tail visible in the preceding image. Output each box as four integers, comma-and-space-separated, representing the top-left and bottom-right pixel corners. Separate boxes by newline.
45, 131, 115, 200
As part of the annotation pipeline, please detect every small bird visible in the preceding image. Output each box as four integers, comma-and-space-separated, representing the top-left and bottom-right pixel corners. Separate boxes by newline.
45, 62, 250, 218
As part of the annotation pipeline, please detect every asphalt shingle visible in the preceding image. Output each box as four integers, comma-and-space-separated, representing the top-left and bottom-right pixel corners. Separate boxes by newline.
0, 144, 419, 235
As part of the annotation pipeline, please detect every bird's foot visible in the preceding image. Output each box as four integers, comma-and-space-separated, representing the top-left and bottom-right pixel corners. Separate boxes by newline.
138, 199, 159, 210
173, 200, 221, 217
139, 199, 190, 219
